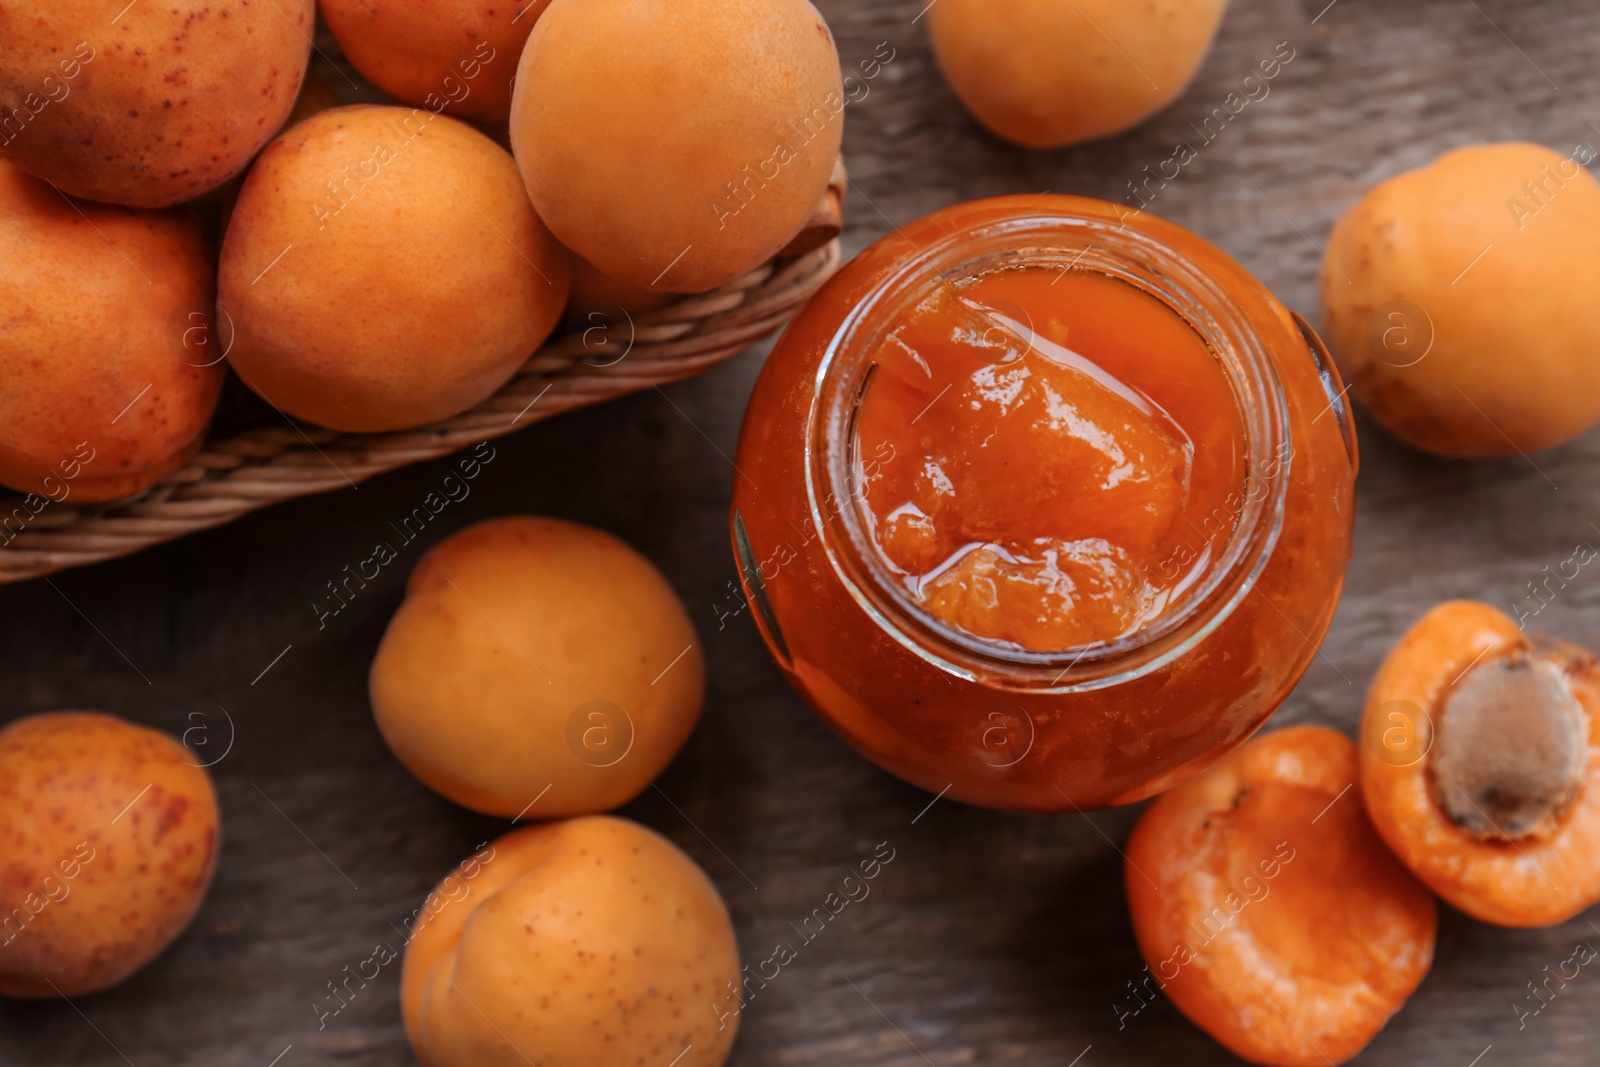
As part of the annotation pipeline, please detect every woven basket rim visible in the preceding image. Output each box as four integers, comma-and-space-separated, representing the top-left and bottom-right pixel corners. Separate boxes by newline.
0, 235, 843, 582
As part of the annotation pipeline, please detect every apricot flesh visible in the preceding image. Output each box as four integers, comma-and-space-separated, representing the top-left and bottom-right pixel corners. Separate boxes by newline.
510, 0, 843, 293
320, 0, 548, 125
1126, 725, 1436, 1066
218, 106, 570, 433
370, 517, 704, 818
927, 0, 1229, 149
0, 712, 220, 999
0, 0, 312, 208
401, 817, 740, 1067
0, 160, 224, 504
1322, 142, 1600, 456
1360, 600, 1600, 926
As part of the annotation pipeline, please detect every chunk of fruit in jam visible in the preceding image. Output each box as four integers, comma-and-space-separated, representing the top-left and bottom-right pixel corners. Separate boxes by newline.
854, 266, 1245, 652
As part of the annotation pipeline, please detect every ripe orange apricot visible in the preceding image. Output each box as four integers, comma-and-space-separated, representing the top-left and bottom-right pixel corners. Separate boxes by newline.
1322, 142, 1600, 456
510, 0, 843, 293
1126, 725, 1436, 1066
370, 517, 704, 818
0, 0, 312, 208
0, 712, 220, 998
927, 0, 1229, 149
320, 0, 548, 125
400, 817, 740, 1067
218, 106, 570, 432
1360, 600, 1600, 927
0, 160, 224, 504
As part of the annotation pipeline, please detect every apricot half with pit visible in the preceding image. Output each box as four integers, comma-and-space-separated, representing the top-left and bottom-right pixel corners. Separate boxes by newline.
0, 160, 224, 503
1127, 725, 1436, 1066
0, 712, 220, 999
400, 817, 741, 1067
927, 0, 1230, 149
370, 517, 704, 818
0, 0, 312, 208
509, 0, 844, 293
1360, 600, 1600, 927
1322, 142, 1600, 456
218, 106, 570, 433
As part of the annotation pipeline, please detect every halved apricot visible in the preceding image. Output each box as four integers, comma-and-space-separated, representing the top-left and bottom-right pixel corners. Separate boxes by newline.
1360, 600, 1600, 927
1126, 725, 1436, 1066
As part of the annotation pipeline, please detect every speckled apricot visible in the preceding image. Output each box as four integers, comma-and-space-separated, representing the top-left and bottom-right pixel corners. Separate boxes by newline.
0, 711, 220, 999
1126, 726, 1436, 1066
1322, 142, 1600, 456
321, 0, 549, 125
1360, 600, 1600, 927
217, 105, 570, 432
927, 0, 1230, 148
0, 0, 312, 208
370, 517, 704, 818
0, 160, 224, 504
510, 0, 843, 293
401, 817, 740, 1067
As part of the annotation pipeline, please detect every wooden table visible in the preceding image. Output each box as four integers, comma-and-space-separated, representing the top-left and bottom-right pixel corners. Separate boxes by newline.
4, 1, 1599, 1063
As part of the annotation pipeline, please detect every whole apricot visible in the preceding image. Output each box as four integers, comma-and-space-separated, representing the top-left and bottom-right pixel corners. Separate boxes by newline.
370, 517, 704, 818
1360, 600, 1600, 927
218, 106, 570, 433
0, 0, 312, 208
0, 160, 224, 504
320, 0, 548, 125
1322, 142, 1600, 456
927, 0, 1230, 149
401, 817, 740, 1067
0, 712, 220, 999
510, 0, 843, 293
1126, 726, 1436, 1066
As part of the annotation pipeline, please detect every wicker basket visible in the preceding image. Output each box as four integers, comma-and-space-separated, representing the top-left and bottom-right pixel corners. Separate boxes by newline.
0, 227, 843, 583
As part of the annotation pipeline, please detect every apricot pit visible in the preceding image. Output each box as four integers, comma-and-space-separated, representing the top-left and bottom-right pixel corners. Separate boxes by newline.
1430, 652, 1587, 840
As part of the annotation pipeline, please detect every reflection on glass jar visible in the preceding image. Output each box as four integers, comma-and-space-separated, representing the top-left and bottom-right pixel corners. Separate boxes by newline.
732, 196, 1357, 811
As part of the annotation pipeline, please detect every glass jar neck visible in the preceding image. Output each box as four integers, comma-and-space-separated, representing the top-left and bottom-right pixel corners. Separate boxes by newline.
804, 204, 1292, 694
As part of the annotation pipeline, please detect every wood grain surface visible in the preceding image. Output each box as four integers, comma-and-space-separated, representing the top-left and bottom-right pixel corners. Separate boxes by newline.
4, 1, 1600, 1064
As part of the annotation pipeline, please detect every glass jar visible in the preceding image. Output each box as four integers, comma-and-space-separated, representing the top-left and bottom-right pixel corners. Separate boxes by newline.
730, 195, 1357, 811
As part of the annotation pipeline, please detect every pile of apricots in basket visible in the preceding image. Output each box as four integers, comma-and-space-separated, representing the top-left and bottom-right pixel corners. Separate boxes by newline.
4, 1, 1600, 1065
0, 0, 845, 499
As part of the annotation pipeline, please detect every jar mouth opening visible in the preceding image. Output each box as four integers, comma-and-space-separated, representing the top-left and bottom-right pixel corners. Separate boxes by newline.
804, 206, 1292, 693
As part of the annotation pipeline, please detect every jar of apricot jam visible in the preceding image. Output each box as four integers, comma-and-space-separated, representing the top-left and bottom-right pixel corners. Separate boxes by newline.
731, 195, 1357, 811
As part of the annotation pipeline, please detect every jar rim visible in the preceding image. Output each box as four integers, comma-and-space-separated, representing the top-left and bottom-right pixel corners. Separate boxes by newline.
803, 197, 1293, 693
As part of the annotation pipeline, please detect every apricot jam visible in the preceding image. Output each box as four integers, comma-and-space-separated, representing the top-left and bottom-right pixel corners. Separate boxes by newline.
854, 266, 1245, 653
731, 196, 1357, 811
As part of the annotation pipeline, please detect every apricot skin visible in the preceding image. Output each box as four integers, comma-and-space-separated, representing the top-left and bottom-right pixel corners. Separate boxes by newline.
0, 712, 220, 999
1127, 726, 1436, 1067
1322, 143, 1600, 456
0, 161, 224, 503
401, 817, 740, 1067
218, 106, 570, 433
0, 0, 311, 209
1360, 600, 1600, 927
370, 517, 704, 818
510, 0, 843, 293
927, 0, 1229, 149
320, 0, 549, 125
567, 252, 676, 318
